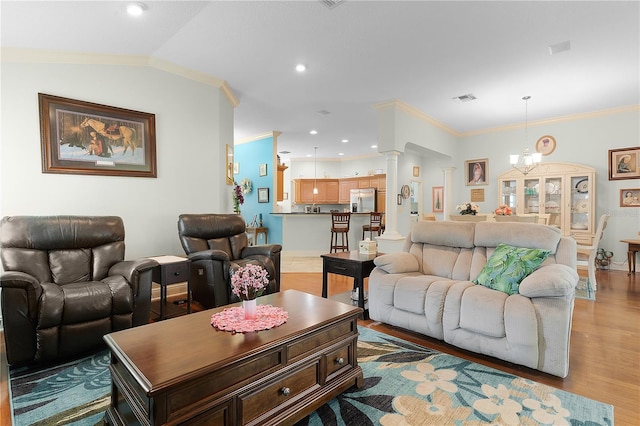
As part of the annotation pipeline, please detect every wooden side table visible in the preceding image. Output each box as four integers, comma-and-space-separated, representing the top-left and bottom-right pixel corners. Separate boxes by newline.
148, 255, 191, 320
321, 251, 380, 319
246, 226, 268, 245
620, 239, 640, 274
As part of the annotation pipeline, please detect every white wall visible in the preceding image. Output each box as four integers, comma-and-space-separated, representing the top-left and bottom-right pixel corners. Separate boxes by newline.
1, 61, 233, 259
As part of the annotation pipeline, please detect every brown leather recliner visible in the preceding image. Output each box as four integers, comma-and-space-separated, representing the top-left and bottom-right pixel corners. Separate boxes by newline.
0, 216, 157, 366
177, 214, 282, 309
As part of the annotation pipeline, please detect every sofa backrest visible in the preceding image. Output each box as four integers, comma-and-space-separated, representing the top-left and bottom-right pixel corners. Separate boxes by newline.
178, 214, 248, 260
0, 215, 125, 283
406, 220, 574, 281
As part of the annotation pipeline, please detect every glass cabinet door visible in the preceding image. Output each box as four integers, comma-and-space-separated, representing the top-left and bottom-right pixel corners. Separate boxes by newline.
570, 175, 591, 234
543, 176, 563, 228
523, 178, 541, 214
499, 179, 517, 210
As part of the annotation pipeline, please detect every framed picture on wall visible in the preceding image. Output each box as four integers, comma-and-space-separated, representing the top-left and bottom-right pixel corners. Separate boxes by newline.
465, 158, 488, 186
226, 144, 234, 184
258, 187, 269, 203
620, 189, 640, 207
609, 147, 640, 180
259, 163, 268, 176
432, 186, 444, 212
38, 93, 157, 178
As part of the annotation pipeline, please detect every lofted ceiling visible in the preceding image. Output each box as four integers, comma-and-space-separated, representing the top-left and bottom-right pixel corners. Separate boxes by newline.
2, 1, 639, 160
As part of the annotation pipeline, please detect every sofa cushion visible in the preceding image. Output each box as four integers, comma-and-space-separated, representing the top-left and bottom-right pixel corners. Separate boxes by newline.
374, 252, 419, 274
474, 221, 561, 253
473, 243, 550, 295
459, 285, 509, 338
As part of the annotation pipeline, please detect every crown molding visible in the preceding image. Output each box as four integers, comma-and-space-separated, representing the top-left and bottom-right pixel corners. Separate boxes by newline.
1, 48, 238, 107
373, 99, 461, 137
235, 131, 281, 145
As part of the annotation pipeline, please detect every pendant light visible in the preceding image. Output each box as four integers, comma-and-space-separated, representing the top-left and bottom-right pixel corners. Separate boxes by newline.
509, 96, 542, 175
313, 147, 319, 195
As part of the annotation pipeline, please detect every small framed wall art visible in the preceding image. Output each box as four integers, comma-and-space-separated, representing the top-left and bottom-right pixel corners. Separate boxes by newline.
259, 163, 268, 177
609, 147, 640, 180
535, 135, 556, 156
413, 166, 420, 177
620, 188, 640, 207
258, 187, 269, 203
432, 186, 444, 213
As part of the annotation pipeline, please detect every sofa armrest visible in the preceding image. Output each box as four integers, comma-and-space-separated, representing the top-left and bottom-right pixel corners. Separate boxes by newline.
374, 252, 420, 274
109, 259, 158, 282
518, 264, 578, 298
1, 271, 41, 290
188, 249, 230, 262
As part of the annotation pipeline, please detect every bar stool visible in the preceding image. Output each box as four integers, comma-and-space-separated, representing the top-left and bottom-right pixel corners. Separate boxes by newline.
362, 212, 383, 240
330, 212, 351, 252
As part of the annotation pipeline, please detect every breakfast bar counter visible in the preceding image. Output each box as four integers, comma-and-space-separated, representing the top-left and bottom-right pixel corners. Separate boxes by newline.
273, 213, 376, 255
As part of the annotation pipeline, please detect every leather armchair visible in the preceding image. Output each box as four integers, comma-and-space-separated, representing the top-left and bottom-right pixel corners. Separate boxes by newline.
0, 216, 157, 366
177, 214, 282, 309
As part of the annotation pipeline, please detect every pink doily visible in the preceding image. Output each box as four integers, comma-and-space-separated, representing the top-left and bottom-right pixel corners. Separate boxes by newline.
210, 304, 288, 333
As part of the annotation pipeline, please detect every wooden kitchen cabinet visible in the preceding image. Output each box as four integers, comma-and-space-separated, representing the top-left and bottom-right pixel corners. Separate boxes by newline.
339, 179, 359, 203
293, 179, 340, 204
277, 164, 288, 201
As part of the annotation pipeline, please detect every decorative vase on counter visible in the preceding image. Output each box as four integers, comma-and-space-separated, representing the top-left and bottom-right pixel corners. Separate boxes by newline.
242, 299, 257, 320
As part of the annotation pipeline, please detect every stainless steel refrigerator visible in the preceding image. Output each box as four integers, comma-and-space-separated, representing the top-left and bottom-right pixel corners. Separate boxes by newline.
350, 188, 376, 213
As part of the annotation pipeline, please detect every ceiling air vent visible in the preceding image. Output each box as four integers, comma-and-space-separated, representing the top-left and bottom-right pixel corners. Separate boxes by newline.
319, 0, 346, 10
452, 94, 477, 103
279, 151, 291, 155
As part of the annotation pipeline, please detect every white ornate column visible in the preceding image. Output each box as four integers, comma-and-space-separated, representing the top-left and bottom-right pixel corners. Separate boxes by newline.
442, 167, 455, 220
377, 151, 405, 253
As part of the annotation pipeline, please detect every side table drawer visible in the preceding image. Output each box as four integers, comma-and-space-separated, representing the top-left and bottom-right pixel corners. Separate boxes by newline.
154, 261, 190, 285
324, 261, 358, 277
239, 361, 320, 424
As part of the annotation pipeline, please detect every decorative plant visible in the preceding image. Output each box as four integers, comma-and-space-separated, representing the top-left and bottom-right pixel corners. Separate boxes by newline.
494, 204, 513, 215
232, 181, 244, 214
231, 264, 269, 300
456, 202, 480, 215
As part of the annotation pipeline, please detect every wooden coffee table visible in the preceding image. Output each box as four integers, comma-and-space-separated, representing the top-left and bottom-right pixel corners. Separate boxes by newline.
103, 290, 364, 426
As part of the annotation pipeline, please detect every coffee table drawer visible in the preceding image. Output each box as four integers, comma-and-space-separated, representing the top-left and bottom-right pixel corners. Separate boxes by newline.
288, 320, 355, 360
325, 342, 353, 380
239, 361, 320, 424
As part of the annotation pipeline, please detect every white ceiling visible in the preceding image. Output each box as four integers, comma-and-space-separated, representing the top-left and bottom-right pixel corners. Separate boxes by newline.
2, 1, 639, 160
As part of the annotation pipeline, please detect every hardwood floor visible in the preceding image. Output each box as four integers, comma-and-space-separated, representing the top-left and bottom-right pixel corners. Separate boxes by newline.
1, 269, 638, 425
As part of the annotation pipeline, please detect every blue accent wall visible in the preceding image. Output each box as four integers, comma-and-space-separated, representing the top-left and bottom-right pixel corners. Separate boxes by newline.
235, 135, 283, 245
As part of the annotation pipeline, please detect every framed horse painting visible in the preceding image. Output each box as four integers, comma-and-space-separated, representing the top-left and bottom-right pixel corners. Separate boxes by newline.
38, 93, 157, 177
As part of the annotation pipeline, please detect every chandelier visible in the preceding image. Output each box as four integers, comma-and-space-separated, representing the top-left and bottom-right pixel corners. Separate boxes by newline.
509, 96, 541, 175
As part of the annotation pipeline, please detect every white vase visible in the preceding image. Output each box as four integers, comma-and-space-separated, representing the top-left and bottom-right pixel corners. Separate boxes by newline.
242, 299, 257, 320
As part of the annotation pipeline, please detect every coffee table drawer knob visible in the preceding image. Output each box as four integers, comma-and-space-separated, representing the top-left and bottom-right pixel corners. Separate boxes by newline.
280, 387, 291, 396
335, 357, 345, 365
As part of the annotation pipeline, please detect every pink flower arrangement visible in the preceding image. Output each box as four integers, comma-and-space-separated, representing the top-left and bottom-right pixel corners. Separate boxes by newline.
231, 264, 269, 300
494, 204, 513, 215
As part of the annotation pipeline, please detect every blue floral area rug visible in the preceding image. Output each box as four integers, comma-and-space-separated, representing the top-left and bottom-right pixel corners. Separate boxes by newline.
295, 327, 613, 425
9, 351, 110, 425
9, 327, 613, 425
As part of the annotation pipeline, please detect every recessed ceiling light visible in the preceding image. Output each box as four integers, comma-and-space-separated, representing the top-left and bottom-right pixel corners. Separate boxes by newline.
341, 139, 349, 143
296, 64, 306, 72
126, 2, 146, 16
306, 154, 312, 158
338, 153, 344, 156
371, 145, 378, 149
309, 130, 318, 135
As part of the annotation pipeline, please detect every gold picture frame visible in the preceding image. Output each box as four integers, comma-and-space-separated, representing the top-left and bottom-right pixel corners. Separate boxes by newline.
536, 135, 556, 156
226, 144, 234, 185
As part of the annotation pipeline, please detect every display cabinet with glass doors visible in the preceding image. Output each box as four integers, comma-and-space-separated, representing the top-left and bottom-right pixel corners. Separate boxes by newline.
498, 162, 596, 245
